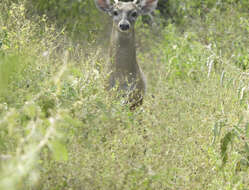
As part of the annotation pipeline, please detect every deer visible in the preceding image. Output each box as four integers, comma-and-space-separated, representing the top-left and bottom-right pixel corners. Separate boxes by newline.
94, 0, 158, 110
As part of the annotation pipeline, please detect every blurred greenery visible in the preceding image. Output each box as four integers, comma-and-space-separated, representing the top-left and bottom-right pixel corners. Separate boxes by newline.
0, 0, 249, 189
24, 0, 249, 40
25, 0, 110, 41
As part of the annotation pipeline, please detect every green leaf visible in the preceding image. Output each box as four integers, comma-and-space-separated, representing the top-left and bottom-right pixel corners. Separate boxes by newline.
212, 120, 224, 144
245, 122, 249, 138
220, 131, 234, 166
51, 140, 68, 162
245, 142, 249, 157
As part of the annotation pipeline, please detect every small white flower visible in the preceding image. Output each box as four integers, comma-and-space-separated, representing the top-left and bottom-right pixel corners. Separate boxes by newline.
42, 51, 49, 57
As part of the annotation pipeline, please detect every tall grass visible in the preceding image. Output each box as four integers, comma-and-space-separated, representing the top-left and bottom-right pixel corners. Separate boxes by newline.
0, 0, 249, 189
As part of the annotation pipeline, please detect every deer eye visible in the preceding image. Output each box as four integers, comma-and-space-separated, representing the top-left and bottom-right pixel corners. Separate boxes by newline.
131, 11, 137, 18
113, 10, 119, 16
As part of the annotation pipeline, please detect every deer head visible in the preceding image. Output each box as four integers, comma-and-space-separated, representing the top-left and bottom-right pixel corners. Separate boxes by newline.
94, 0, 158, 33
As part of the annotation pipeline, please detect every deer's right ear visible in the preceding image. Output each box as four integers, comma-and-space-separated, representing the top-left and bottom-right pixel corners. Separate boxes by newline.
94, 0, 112, 13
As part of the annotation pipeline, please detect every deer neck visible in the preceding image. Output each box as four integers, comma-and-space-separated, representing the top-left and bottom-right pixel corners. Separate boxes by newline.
110, 25, 138, 74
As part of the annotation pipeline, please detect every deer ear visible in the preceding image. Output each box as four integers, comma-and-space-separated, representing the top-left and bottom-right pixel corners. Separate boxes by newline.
94, 0, 112, 13
139, 0, 158, 15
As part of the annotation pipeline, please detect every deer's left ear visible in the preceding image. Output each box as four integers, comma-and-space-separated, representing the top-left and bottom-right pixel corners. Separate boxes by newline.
94, 0, 112, 13
138, 0, 158, 15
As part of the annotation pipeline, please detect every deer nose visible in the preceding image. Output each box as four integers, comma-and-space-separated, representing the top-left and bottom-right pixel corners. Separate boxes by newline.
119, 23, 130, 31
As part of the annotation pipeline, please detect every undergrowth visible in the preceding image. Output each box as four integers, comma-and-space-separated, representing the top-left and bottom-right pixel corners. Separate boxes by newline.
0, 0, 249, 190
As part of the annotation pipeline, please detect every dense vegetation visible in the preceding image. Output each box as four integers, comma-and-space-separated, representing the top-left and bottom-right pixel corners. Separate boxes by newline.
0, 0, 249, 189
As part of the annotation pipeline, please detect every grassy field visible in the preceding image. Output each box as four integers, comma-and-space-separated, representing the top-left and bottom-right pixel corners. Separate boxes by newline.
0, 1, 249, 190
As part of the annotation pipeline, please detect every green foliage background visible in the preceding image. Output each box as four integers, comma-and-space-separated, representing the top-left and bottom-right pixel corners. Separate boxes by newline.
23, 0, 249, 39
0, 0, 249, 189
25, 0, 105, 41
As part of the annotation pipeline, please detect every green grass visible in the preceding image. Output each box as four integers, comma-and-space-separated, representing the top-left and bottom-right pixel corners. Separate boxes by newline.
0, 1, 249, 190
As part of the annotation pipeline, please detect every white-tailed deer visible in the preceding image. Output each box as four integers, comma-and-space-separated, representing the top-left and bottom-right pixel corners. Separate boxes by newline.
94, 0, 158, 110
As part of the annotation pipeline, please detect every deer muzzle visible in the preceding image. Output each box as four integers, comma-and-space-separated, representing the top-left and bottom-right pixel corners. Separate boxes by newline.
118, 20, 130, 32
